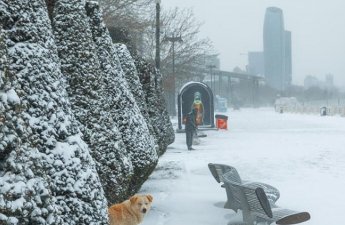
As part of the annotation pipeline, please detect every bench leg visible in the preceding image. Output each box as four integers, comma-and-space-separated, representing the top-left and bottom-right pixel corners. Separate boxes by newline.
224, 187, 240, 212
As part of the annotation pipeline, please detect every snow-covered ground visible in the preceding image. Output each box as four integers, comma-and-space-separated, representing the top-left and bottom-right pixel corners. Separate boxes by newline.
139, 108, 345, 225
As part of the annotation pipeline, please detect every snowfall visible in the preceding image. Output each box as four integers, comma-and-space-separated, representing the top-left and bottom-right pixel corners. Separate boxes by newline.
139, 107, 345, 225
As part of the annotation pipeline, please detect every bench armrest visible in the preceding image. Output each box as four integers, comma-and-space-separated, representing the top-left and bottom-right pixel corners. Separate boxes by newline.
255, 187, 273, 218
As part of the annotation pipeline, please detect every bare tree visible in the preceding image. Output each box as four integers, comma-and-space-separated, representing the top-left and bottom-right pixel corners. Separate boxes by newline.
96, 1, 215, 90
97, 0, 153, 29
142, 7, 215, 87
96, 0, 156, 54
96, 1, 214, 78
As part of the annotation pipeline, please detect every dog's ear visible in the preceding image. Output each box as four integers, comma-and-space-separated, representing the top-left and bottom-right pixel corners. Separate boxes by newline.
146, 194, 153, 202
130, 195, 138, 204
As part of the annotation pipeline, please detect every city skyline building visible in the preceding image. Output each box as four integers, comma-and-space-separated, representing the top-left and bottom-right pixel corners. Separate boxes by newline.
284, 30, 292, 88
247, 51, 264, 76
304, 75, 320, 89
304, 74, 334, 90
263, 7, 291, 91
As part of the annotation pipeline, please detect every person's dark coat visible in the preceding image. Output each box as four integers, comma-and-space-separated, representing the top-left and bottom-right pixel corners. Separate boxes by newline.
185, 109, 197, 150
185, 110, 197, 131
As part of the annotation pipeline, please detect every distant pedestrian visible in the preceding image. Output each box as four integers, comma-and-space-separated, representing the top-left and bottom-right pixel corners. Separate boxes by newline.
185, 108, 197, 150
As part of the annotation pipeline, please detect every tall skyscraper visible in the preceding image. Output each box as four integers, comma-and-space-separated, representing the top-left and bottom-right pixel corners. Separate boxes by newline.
284, 31, 292, 88
263, 7, 291, 91
247, 51, 264, 76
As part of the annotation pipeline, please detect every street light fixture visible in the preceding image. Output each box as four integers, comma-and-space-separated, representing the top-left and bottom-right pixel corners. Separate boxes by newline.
155, 0, 161, 69
164, 34, 183, 116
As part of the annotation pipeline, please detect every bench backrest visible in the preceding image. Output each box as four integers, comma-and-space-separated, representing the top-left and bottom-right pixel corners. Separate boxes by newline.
208, 163, 242, 184
222, 171, 273, 222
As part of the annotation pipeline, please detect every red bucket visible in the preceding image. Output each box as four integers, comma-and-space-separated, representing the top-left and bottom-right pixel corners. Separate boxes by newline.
215, 114, 228, 130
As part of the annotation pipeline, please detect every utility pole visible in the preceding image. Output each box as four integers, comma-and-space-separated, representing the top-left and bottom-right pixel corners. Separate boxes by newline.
207, 65, 216, 95
164, 34, 183, 116
155, 0, 161, 69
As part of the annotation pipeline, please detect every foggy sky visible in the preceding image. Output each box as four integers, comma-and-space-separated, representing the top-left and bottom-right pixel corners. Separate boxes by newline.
162, 0, 345, 86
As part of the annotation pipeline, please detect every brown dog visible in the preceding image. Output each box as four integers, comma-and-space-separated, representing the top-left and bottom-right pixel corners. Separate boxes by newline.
108, 194, 153, 225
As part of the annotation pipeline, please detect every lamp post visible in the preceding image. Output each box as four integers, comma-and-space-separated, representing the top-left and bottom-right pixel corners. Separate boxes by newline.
164, 34, 183, 116
207, 65, 216, 95
155, 0, 161, 69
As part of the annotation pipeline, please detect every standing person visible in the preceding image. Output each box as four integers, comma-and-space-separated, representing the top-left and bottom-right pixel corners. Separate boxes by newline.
185, 108, 197, 150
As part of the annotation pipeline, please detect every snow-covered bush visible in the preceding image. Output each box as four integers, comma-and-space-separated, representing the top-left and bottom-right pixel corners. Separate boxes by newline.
84, 1, 158, 194
52, 0, 157, 198
114, 43, 158, 151
134, 57, 175, 156
51, 0, 135, 203
1, 2, 175, 224
0, 1, 108, 224
0, 28, 5, 89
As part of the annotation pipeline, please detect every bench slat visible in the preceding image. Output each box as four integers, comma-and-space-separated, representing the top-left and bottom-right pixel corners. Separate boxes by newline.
243, 181, 280, 202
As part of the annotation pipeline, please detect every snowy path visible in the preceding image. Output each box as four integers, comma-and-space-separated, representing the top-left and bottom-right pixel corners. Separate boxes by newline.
140, 108, 345, 225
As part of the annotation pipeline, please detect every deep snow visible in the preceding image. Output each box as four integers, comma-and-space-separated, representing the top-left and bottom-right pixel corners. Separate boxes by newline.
140, 108, 345, 225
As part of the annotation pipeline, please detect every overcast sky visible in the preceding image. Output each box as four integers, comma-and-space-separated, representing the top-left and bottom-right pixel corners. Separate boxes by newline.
162, 0, 345, 86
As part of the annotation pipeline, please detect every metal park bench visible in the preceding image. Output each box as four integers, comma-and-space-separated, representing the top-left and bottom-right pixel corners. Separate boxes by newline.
222, 172, 311, 225
208, 163, 280, 212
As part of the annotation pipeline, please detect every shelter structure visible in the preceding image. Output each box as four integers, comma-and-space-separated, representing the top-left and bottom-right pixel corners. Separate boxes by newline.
177, 82, 215, 132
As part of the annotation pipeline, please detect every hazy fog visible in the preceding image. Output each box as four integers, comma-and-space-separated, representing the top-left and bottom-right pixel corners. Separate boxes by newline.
163, 0, 345, 87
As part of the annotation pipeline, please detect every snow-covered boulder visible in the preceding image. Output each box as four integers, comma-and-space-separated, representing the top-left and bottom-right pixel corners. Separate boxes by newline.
0, 1, 108, 224
134, 57, 175, 156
